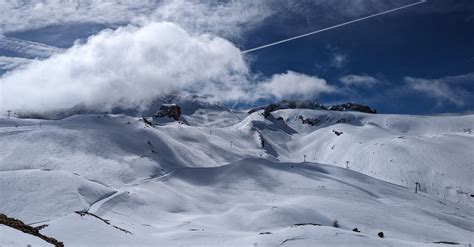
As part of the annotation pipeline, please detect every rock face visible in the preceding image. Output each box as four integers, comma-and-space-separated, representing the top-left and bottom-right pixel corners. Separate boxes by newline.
248, 100, 376, 117
154, 104, 181, 121
328, 102, 377, 114
248, 100, 327, 117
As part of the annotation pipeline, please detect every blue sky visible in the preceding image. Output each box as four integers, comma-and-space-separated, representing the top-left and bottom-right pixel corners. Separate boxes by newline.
238, 0, 474, 114
0, 0, 472, 114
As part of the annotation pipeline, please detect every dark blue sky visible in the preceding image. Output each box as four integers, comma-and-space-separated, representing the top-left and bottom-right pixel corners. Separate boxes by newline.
238, 0, 474, 114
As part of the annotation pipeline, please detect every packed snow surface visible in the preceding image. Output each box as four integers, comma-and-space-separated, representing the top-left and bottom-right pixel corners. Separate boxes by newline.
0, 108, 473, 246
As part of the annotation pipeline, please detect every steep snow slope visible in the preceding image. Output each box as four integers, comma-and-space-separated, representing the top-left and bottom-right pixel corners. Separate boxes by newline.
252, 109, 474, 205
0, 109, 473, 246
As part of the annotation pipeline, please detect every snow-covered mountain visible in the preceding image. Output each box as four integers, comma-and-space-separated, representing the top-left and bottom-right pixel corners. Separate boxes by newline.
1, 102, 473, 246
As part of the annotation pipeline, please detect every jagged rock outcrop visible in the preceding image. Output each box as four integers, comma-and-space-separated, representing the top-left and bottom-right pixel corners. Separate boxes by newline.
154, 104, 182, 121
328, 102, 376, 114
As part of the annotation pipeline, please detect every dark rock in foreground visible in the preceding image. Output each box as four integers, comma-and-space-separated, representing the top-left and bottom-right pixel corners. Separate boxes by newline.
0, 213, 64, 247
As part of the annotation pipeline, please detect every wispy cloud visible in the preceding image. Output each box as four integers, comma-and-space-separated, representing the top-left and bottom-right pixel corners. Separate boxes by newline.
0, 56, 32, 71
0, 1, 422, 37
405, 73, 474, 107
0, 36, 64, 58
276, 1, 412, 21
0, 1, 162, 34
331, 53, 347, 69
0, 0, 272, 39
340, 74, 382, 88
148, 0, 272, 39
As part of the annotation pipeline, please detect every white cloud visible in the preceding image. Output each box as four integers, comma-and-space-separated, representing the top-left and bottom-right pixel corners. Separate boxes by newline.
148, 0, 272, 39
257, 71, 335, 100
0, 36, 64, 58
1, 1, 362, 113
0, 1, 158, 33
0, 56, 32, 70
0, 0, 272, 39
0, 1, 420, 37
0, 22, 340, 112
340, 74, 381, 87
405, 74, 473, 107
434, 73, 474, 84
0, 22, 250, 112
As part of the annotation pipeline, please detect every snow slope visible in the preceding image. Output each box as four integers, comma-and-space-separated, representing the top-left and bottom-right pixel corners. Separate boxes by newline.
0, 108, 473, 246
0, 225, 52, 247
255, 109, 474, 205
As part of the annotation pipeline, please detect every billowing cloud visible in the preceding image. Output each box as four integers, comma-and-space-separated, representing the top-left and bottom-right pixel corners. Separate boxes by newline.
2, 1, 375, 113
0, 22, 340, 112
0, 22, 250, 111
257, 71, 335, 100
405, 74, 473, 107
340, 74, 382, 87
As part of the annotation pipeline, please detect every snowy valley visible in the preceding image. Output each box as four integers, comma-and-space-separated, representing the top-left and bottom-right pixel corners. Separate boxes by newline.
0, 100, 473, 246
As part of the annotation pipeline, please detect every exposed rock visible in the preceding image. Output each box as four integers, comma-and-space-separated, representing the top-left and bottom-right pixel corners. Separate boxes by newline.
76, 211, 132, 234
329, 102, 377, 114
333, 130, 344, 136
0, 213, 64, 247
142, 117, 154, 126
154, 104, 181, 121
145, 94, 228, 116
248, 100, 327, 117
248, 100, 376, 117
291, 223, 322, 227
433, 241, 460, 245
298, 115, 321, 126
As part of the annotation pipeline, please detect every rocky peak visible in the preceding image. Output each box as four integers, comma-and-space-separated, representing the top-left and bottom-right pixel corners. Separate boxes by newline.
154, 104, 182, 121
328, 102, 377, 114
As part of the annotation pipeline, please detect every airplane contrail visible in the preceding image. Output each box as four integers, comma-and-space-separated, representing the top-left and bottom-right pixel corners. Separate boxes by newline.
242, 0, 427, 54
